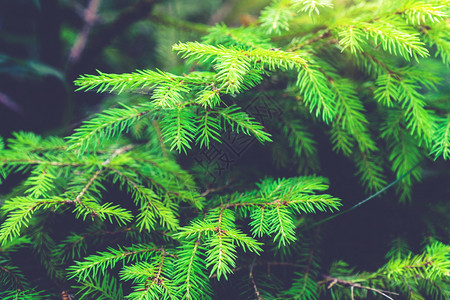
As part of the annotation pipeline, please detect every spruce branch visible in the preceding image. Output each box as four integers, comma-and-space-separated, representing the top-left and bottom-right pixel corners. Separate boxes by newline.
173, 41, 308, 73
330, 78, 377, 153
430, 115, 450, 160
0, 197, 67, 246
203, 24, 273, 51
195, 111, 222, 149
160, 106, 196, 154
422, 21, 450, 66
362, 19, 429, 61
280, 115, 319, 172
259, 0, 295, 35
354, 151, 387, 192
68, 244, 165, 281
337, 26, 366, 54
74, 69, 206, 94
24, 165, 57, 198
121, 250, 176, 299
322, 241, 450, 299
399, 1, 448, 26
320, 275, 399, 300
0, 262, 26, 291
291, 0, 333, 17
74, 272, 124, 300
281, 227, 321, 300
0, 289, 50, 300
0, 0, 448, 298
217, 105, 272, 143
296, 65, 336, 123
173, 237, 212, 300
375, 73, 435, 145
66, 103, 154, 154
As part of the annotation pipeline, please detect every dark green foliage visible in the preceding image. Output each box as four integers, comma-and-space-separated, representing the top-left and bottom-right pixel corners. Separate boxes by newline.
0, 0, 449, 299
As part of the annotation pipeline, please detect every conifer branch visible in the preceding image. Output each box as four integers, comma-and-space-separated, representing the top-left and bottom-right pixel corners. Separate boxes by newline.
259, 0, 295, 35
430, 115, 450, 160
0, 1, 448, 298
296, 66, 336, 123
217, 105, 272, 143
0, 197, 67, 246
291, 0, 333, 17
0, 264, 26, 291
74, 272, 124, 300
320, 275, 399, 300
66, 103, 154, 154
68, 244, 165, 281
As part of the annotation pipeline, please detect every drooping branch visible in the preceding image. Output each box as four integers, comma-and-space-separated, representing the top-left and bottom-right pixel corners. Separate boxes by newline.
319, 275, 399, 300
249, 257, 262, 300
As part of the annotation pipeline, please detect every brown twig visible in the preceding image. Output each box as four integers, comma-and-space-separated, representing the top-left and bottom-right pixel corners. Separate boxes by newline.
249, 258, 262, 300
320, 275, 399, 300
72, 144, 134, 207
74, 171, 101, 204
151, 249, 165, 285
360, 51, 397, 75
287, 29, 332, 52
200, 181, 232, 197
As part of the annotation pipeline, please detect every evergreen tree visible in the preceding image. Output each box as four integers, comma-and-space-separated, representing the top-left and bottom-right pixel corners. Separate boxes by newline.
0, 0, 449, 299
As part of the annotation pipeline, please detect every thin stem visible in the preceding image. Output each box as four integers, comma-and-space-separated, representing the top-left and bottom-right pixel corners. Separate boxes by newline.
287, 30, 332, 52
320, 275, 399, 300
249, 257, 262, 300
152, 120, 168, 158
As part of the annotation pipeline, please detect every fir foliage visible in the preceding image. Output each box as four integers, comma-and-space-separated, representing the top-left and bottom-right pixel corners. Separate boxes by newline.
321, 241, 450, 300
0, 0, 449, 299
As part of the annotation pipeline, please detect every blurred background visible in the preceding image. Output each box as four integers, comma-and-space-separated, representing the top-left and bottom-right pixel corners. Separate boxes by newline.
0, 0, 269, 137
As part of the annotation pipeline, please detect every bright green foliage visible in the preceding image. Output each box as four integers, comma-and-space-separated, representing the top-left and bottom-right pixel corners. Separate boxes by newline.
322, 241, 450, 300
431, 115, 450, 160
291, 0, 333, 16
74, 273, 124, 300
236, 176, 340, 246
0, 131, 339, 298
0, 0, 449, 299
259, 1, 295, 35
